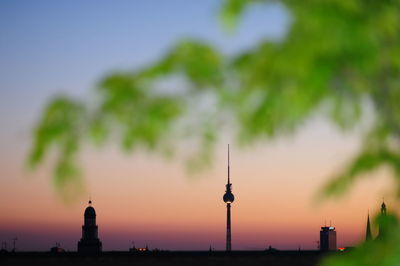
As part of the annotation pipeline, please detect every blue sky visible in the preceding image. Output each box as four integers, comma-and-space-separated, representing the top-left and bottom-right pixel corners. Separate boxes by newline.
0, 1, 287, 107
0, 0, 288, 152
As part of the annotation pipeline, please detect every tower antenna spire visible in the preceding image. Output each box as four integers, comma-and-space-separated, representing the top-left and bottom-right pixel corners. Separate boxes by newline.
228, 144, 230, 185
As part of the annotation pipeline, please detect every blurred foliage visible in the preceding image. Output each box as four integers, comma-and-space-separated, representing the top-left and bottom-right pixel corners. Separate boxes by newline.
29, 97, 86, 199
94, 73, 184, 150
29, 0, 400, 262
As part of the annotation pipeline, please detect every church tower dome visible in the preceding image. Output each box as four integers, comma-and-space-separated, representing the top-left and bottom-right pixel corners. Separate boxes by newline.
84, 201, 96, 218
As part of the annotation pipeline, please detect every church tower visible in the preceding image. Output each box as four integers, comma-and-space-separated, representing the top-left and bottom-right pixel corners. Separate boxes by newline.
223, 145, 235, 252
78, 200, 102, 253
377, 200, 387, 239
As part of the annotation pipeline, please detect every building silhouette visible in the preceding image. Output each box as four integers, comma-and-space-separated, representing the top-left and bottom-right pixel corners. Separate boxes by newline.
365, 200, 388, 241
77, 200, 102, 253
377, 200, 387, 239
319, 226, 336, 251
374, 200, 388, 240
50, 243, 65, 253
223, 144, 235, 252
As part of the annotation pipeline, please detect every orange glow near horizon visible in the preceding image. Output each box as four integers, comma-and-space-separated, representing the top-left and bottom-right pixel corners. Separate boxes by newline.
0, 120, 397, 251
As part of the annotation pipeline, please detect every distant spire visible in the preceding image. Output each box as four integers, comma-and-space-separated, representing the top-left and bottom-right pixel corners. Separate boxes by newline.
365, 212, 372, 241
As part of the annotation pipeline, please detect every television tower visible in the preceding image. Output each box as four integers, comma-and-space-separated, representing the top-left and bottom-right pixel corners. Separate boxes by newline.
223, 144, 235, 251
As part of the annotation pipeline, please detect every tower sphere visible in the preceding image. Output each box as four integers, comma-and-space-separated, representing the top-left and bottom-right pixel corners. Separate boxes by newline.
223, 191, 235, 203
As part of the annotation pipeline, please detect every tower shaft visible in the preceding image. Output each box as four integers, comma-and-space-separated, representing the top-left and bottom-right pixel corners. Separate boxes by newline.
226, 203, 231, 251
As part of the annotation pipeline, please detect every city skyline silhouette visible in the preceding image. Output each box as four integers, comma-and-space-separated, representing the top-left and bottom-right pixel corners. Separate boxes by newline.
0, 133, 391, 252
0, 185, 390, 253
0, 144, 390, 252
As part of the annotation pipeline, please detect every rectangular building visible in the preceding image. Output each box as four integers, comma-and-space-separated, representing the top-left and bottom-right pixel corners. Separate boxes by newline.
320, 226, 336, 251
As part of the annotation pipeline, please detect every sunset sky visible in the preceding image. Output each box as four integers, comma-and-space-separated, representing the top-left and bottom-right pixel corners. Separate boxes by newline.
0, 0, 396, 251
